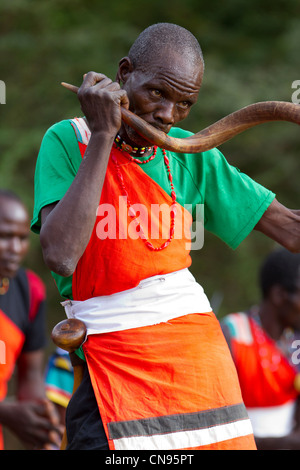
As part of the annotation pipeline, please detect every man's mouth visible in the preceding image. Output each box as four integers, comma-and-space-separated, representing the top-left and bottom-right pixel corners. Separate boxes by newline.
145, 120, 172, 134
148, 122, 170, 134
133, 112, 170, 134
122, 120, 170, 148
0, 259, 20, 276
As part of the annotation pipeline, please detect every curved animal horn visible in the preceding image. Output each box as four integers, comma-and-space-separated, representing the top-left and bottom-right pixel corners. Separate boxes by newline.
61, 82, 300, 153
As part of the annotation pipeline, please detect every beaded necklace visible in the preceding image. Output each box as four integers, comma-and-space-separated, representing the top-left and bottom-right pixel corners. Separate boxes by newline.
115, 134, 152, 156
112, 143, 177, 251
0, 278, 9, 295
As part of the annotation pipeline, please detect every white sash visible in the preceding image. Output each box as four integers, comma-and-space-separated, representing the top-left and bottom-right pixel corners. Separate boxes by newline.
61, 268, 212, 336
247, 400, 296, 437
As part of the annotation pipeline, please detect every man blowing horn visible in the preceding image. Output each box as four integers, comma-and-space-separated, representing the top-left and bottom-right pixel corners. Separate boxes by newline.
31, 23, 300, 450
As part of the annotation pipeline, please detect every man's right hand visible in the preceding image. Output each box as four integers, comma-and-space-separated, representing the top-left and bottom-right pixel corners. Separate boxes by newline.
77, 71, 130, 135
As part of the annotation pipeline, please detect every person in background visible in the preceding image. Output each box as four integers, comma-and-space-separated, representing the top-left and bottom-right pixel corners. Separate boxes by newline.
222, 248, 300, 449
0, 189, 62, 449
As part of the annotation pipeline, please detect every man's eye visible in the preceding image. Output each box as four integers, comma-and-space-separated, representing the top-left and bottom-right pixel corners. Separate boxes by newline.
150, 89, 162, 97
178, 101, 190, 110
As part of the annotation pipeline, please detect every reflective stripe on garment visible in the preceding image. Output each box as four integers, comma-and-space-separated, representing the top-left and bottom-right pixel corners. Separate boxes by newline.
108, 403, 253, 450
84, 312, 257, 450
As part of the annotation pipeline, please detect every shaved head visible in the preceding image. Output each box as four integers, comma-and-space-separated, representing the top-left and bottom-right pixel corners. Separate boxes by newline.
128, 23, 204, 72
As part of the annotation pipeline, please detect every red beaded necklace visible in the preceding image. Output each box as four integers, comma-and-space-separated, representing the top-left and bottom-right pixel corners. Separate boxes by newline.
112, 145, 177, 251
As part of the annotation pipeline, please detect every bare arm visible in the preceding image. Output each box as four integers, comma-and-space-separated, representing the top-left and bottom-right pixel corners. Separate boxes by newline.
40, 130, 114, 276
16, 350, 45, 401
254, 198, 300, 253
40, 72, 129, 277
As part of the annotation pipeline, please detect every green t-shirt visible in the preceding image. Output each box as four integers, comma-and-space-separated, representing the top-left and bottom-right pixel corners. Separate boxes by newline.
31, 119, 275, 298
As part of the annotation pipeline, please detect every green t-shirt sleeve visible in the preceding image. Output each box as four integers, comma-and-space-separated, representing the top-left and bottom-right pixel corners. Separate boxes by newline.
31, 119, 82, 234
200, 147, 276, 249
168, 128, 275, 249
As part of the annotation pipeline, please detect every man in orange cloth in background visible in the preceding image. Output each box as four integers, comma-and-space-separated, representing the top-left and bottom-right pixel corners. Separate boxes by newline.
31, 23, 299, 450
0, 190, 61, 449
222, 248, 300, 449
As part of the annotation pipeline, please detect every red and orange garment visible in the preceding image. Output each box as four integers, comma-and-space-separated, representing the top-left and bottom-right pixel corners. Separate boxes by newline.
0, 310, 24, 449
222, 312, 299, 437
83, 312, 255, 450
0, 269, 46, 449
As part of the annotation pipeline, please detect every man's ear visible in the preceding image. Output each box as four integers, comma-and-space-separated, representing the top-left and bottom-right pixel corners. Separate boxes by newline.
116, 57, 134, 85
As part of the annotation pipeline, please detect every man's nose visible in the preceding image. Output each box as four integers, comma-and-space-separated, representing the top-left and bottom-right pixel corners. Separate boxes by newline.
154, 102, 176, 127
8, 236, 23, 254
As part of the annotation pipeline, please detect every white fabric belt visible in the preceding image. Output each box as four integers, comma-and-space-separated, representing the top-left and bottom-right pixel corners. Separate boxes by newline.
61, 268, 212, 336
247, 400, 296, 437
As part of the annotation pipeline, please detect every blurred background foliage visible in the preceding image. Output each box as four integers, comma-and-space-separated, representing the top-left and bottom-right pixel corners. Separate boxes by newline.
0, 0, 299, 335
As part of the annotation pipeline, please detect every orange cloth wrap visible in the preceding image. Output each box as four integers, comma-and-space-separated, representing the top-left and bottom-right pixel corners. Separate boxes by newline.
83, 312, 256, 450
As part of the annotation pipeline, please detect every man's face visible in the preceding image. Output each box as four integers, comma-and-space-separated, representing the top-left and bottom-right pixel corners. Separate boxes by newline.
0, 198, 30, 279
120, 52, 203, 146
281, 272, 300, 331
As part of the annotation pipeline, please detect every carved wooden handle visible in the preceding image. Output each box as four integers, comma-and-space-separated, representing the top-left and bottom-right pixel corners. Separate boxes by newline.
51, 318, 87, 353
61, 81, 300, 153
51, 318, 87, 451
